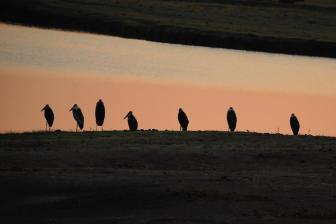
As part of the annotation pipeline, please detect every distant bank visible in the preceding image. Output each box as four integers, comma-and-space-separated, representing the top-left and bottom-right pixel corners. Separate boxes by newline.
1, 0, 336, 58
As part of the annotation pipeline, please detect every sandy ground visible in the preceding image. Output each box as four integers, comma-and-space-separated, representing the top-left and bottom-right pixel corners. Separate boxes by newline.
0, 131, 336, 223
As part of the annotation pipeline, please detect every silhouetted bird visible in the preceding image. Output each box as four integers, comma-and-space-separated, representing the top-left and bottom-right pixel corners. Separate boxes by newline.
70, 104, 84, 132
124, 111, 138, 131
178, 108, 189, 131
290, 113, 300, 135
95, 99, 105, 131
41, 104, 54, 132
227, 107, 237, 132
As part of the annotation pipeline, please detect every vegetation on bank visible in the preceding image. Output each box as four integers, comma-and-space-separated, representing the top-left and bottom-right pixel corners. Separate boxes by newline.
1, 0, 336, 57
1, 130, 335, 170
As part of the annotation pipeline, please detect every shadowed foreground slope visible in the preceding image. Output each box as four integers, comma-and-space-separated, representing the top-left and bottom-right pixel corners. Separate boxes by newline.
1, 0, 336, 58
0, 131, 336, 223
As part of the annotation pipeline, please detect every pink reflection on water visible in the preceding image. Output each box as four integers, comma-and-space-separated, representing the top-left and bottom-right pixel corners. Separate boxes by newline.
1, 67, 335, 136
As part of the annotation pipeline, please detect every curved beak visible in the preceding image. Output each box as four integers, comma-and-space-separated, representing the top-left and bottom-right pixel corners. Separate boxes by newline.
41, 106, 46, 112
69, 106, 73, 112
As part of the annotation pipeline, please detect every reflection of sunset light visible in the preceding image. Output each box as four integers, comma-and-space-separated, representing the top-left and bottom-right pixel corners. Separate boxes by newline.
1, 23, 336, 136
1, 67, 336, 136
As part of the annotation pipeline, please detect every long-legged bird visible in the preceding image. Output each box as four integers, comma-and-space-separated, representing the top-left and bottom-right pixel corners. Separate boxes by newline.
95, 99, 105, 131
70, 104, 84, 132
227, 107, 237, 132
41, 104, 54, 132
178, 108, 189, 131
124, 111, 138, 131
290, 113, 300, 135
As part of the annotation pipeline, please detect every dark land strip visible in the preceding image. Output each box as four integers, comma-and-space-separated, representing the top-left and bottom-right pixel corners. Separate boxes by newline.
1, 131, 336, 223
1, 0, 336, 58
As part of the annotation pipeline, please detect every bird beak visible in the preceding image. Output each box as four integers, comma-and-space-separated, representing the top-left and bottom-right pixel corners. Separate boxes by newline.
69, 106, 73, 112
41, 106, 46, 111
123, 113, 130, 119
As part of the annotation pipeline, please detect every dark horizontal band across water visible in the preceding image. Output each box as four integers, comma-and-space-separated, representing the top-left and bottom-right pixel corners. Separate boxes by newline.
1, 0, 336, 58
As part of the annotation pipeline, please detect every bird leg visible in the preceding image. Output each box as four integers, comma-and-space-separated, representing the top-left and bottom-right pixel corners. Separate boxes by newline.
76, 124, 78, 133
101, 126, 103, 132
45, 121, 47, 132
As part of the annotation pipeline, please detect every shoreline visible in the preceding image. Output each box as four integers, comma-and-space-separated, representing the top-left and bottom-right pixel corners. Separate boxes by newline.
1, 130, 335, 139
1, 0, 336, 58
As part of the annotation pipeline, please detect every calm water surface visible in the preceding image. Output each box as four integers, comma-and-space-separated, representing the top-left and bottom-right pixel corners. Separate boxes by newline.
1, 23, 336, 135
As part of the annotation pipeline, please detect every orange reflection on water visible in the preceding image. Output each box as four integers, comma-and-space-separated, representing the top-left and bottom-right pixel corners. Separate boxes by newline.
1, 67, 336, 136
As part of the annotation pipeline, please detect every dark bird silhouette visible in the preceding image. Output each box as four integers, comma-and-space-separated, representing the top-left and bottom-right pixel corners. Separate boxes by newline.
70, 104, 84, 132
227, 107, 237, 132
290, 113, 300, 135
124, 111, 138, 131
95, 99, 105, 131
178, 108, 189, 131
41, 104, 54, 132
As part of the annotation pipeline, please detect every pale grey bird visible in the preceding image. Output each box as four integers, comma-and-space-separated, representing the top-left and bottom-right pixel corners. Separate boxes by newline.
70, 104, 84, 132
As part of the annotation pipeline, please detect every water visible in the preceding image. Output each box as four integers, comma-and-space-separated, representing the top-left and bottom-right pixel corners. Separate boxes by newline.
1, 23, 336, 135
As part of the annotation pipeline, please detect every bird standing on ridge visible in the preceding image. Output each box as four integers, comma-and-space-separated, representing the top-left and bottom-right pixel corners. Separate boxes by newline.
227, 107, 237, 132
95, 99, 105, 131
290, 113, 300, 135
178, 108, 189, 131
124, 111, 138, 131
70, 104, 84, 132
41, 104, 54, 132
